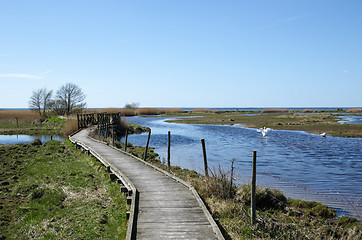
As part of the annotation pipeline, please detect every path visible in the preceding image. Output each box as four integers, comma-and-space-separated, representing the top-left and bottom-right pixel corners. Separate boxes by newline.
70, 129, 224, 240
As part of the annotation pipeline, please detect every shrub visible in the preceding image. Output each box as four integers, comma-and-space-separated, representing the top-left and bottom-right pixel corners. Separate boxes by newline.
302, 109, 313, 113
237, 185, 287, 210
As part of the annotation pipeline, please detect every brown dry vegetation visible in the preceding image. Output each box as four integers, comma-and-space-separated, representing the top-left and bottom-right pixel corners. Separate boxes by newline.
134, 108, 160, 115
192, 108, 211, 113
62, 119, 79, 136
0, 110, 41, 121
347, 108, 362, 113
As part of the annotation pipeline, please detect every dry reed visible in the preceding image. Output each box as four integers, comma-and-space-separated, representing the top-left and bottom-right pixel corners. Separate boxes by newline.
0, 110, 41, 121
347, 108, 362, 113
302, 109, 313, 113
192, 108, 211, 113
160, 108, 184, 114
62, 119, 79, 136
134, 108, 160, 115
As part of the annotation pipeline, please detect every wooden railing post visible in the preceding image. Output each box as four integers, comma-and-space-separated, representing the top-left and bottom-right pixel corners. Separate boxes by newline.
143, 130, 151, 161
124, 129, 128, 152
251, 150, 257, 225
167, 131, 171, 172
201, 139, 208, 177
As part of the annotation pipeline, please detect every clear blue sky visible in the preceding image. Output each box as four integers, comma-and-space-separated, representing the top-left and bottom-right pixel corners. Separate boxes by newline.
1, 0, 361, 108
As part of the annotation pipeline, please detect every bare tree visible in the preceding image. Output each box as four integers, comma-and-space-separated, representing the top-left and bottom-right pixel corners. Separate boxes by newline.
28, 88, 53, 116
124, 102, 139, 109
55, 83, 86, 115
29, 89, 43, 115
42, 89, 53, 115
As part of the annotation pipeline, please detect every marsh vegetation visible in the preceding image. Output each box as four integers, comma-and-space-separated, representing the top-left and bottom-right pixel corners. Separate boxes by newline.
0, 139, 128, 239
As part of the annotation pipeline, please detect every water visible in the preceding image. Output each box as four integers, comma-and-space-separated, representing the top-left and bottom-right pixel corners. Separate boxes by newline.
337, 114, 362, 124
124, 116, 362, 220
0, 135, 65, 145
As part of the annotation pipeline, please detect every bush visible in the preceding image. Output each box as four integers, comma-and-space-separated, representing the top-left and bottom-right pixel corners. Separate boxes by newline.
237, 185, 287, 210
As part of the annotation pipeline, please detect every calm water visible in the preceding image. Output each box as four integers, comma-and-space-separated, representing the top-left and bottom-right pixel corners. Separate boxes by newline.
0, 135, 64, 145
124, 116, 362, 220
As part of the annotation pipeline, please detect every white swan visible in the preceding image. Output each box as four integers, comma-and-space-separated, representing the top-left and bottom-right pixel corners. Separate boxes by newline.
257, 127, 271, 137
320, 133, 326, 137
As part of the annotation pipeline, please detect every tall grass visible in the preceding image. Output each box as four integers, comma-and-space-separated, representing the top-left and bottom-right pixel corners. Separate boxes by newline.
62, 119, 79, 136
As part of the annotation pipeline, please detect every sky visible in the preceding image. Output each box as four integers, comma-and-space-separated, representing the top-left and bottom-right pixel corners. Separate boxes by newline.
0, 0, 361, 108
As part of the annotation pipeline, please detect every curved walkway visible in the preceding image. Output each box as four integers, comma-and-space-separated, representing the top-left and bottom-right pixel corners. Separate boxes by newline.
70, 129, 224, 240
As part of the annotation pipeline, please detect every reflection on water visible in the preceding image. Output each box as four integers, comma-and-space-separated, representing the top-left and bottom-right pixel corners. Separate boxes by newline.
0, 135, 64, 145
124, 116, 362, 220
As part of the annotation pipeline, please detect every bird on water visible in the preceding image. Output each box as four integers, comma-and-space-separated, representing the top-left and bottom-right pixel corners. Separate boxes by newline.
258, 127, 272, 137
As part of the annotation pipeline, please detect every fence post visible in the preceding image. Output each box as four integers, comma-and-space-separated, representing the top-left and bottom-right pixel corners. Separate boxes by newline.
201, 139, 208, 177
167, 131, 171, 172
16, 118, 19, 128
77, 114, 80, 129
112, 127, 115, 146
124, 129, 128, 151
143, 130, 151, 161
251, 150, 257, 225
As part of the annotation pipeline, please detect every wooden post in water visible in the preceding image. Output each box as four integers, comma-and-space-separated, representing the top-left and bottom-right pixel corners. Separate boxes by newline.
251, 150, 257, 225
143, 130, 151, 161
124, 129, 128, 152
167, 131, 171, 172
201, 139, 208, 177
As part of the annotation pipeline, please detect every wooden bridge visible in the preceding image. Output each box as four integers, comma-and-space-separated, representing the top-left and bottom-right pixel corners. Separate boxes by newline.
69, 128, 224, 240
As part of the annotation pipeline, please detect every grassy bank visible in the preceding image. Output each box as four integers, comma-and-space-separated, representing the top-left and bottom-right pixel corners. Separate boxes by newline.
0, 139, 128, 239
164, 111, 362, 138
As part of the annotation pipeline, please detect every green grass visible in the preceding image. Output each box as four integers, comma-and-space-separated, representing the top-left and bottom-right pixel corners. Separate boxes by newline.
0, 139, 128, 239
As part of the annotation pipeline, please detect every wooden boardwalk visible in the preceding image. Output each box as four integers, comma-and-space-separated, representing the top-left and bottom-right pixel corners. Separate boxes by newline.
70, 129, 224, 240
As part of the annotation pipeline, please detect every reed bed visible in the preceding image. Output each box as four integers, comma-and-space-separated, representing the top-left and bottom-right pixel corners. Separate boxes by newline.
0, 110, 41, 121
160, 108, 184, 114
347, 108, 362, 113
262, 108, 288, 113
192, 108, 211, 113
302, 109, 313, 113
134, 108, 160, 115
